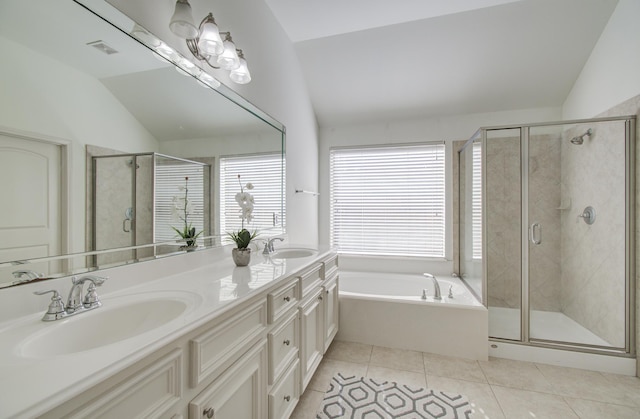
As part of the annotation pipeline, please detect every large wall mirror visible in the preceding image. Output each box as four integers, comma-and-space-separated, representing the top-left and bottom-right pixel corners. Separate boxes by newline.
0, 0, 285, 288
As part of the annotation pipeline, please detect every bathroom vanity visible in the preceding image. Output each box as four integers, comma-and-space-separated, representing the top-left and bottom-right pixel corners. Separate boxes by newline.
0, 247, 338, 419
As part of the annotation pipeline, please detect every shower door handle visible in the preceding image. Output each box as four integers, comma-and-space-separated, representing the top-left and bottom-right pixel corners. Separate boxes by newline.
530, 222, 542, 245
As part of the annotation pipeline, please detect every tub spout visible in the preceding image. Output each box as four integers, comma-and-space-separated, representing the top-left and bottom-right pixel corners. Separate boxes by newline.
423, 273, 442, 300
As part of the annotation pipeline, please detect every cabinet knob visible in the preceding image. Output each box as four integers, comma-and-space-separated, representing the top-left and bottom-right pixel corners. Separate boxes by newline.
284, 296, 291, 302
283, 339, 290, 346
203, 407, 214, 418
318, 295, 323, 301
284, 395, 291, 402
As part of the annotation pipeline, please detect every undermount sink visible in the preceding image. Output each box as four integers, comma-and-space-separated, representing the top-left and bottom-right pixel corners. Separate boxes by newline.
19, 295, 192, 358
272, 248, 316, 259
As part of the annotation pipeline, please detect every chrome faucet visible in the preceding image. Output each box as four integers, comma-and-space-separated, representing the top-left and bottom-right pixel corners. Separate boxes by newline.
33, 275, 108, 321
67, 275, 107, 313
423, 273, 442, 300
263, 237, 284, 255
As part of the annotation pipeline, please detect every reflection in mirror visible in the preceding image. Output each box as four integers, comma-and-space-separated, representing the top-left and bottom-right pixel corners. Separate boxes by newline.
0, 0, 285, 288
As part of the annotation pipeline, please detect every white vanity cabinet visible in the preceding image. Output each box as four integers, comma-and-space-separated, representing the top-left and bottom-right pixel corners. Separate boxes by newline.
323, 256, 340, 353
35, 252, 337, 419
188, 340, 268, 419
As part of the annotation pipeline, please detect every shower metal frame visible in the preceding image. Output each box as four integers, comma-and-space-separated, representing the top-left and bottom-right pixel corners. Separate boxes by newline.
460, 115, 636, 357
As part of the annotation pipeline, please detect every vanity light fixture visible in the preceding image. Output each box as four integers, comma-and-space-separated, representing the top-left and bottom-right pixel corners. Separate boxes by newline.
169, 0, 251, 84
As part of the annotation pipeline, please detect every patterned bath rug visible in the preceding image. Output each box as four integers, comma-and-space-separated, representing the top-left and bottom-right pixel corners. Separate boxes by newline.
316, 374, 472, 419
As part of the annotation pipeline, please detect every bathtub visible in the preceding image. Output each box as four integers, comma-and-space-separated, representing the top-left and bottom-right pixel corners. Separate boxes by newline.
337, 271, 488, 360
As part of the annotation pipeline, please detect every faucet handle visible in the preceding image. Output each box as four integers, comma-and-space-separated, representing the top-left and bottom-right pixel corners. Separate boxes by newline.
83, 283, 102, 309
33, 290, 67, 321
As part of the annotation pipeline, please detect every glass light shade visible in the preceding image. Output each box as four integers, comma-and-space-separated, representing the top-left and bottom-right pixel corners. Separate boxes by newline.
217, 40, 240, 70
169, 0, 198, 39
229, 58, 251, 84
197, 18, 224, 56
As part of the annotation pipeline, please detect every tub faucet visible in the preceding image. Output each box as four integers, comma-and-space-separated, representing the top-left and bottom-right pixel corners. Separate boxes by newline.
423, 273, 442, 300
263, 237, 284, 255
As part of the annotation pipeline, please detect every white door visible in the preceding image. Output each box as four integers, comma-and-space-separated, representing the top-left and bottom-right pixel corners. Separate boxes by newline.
0, 133, 61, 269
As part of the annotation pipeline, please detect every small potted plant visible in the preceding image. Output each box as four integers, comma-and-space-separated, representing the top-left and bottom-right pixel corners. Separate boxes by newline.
227, 175, 258, 266
172, 176, 202, 250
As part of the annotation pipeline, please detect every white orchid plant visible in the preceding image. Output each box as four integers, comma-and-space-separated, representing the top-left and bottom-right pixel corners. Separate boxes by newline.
171, 176, 202, 247
227, 174, 258, 249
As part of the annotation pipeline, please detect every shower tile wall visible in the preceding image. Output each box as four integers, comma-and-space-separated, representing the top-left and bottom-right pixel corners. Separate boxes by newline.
486, 136, 562, 311
528, 135, 562, 312
486, 137, 522, 309
560, 121, 629, 348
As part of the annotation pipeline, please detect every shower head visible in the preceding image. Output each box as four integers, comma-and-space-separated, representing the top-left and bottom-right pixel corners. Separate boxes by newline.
570, 128, 593, 145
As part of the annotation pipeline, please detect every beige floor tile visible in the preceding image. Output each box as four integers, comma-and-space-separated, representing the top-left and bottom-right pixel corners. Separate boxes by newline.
366, 365, 427, 389
306, 358, 368, 393
491, 385, 579, 419
536, 363, 638, 407
600, 372, 640, 407
428, 375, 505, 419
479, 357, 554, 393
423, 352, 488, 383
370, 346, 425, 373
324, 340, 372, 364
564, 397, 640, 419
290, 389, 325, 419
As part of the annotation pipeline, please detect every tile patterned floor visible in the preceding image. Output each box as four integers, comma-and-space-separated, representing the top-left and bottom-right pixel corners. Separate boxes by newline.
290, 340, 640, 419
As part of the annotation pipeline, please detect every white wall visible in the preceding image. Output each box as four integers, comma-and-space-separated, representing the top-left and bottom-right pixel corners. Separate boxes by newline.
107, 0, 320, 246
562, 0, 640, 119
318, 106, 562, 266
0, 36, 159, 254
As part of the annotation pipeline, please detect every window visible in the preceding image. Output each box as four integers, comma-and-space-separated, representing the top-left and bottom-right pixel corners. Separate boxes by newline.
472, 142, 482, 259
155, 163, 205, 242
220, 153, 285, 234
330, 143, 445, 258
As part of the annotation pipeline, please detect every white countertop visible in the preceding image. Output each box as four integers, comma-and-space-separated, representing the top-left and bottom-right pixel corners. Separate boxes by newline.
0, 245, 334, 418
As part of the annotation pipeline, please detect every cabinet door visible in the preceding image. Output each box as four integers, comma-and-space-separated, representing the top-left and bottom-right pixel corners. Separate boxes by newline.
323, 276, 339, 353
299, 287, 325, 391
189, 340, 267, 419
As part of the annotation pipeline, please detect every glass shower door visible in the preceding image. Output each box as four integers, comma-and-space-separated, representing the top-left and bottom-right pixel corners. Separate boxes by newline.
528, 121, 628, 350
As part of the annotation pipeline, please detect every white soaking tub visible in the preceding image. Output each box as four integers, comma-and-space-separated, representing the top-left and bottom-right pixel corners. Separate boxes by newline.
337, 271, 488, 360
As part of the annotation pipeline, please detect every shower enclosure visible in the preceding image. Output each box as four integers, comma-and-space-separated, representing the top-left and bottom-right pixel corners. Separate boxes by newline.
91, 153, 209, 266
458, 115, 636, 356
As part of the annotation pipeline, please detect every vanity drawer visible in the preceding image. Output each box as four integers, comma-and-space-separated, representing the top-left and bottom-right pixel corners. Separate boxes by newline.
299, 264, 323, 299
323, 254, 339, 280
268, 310, 299, 384
269, 359, 300, 419
190, 299, 267, 387
267, 277, 299, 324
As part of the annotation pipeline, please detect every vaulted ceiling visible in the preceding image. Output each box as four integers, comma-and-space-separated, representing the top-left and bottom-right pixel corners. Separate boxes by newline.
265, 0, 618, 126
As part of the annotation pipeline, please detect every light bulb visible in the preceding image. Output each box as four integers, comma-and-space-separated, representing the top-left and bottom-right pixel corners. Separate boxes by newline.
197, 14, 224, 56
229, 57, 251, 84
217, 39, 240, 70
169, 0, 198, 39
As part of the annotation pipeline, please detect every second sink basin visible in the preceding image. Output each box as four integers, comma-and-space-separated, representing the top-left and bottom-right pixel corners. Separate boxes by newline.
272, 248, 316, 259
19, 293, 195, 358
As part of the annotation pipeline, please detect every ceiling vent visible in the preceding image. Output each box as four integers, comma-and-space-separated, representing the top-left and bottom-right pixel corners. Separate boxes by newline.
86, 40, 119, 55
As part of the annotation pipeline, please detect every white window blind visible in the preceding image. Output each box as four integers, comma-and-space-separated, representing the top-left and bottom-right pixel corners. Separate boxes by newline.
155, 164, 205, 242
472, 142, 483, 259
330, 143, 445, 258
220, 153, 285, 234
